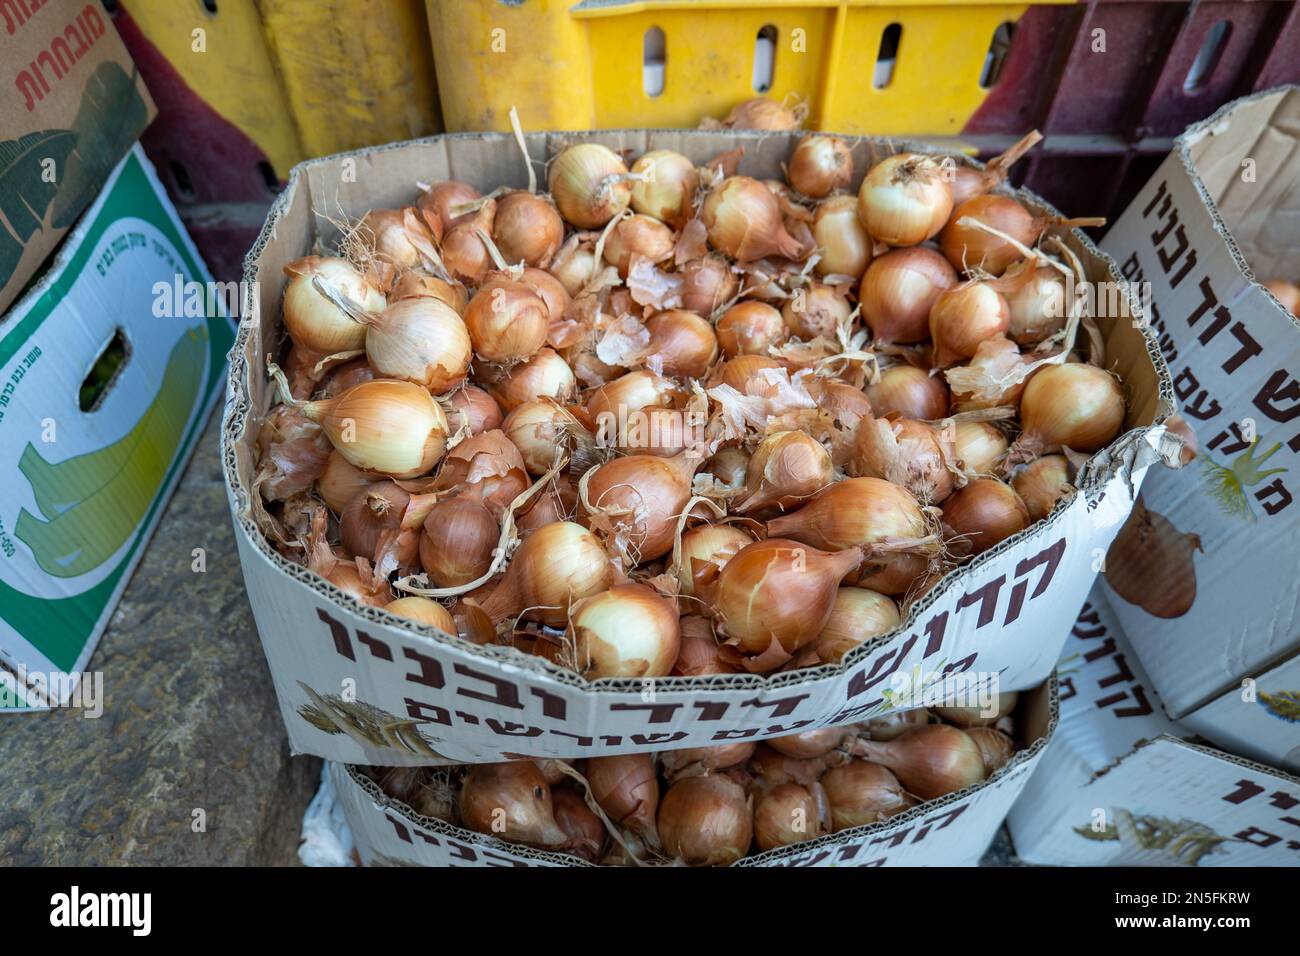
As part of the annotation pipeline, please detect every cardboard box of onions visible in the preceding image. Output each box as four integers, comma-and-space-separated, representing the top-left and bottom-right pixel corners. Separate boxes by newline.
333, 679, 1055, 867
220, 129, 1174, 766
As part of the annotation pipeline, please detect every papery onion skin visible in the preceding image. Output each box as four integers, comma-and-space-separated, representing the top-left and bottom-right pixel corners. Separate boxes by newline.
303, 379, 449, 479
418, 180, 480, 232
857, 153, 953, 247
658, 775, 752, 867
586, 753, 660, 838
662, 741, 756, 779
967, 727, 1016, 774
702, 176, 807, 261
867, 365, 951, 421
477, 521, 613, 627
677, 524, 753, 596
551, 787, 606, 862
766, 477, 927, 552
582, 452, 699, 562
341, 480, 408, 560
735, 430, 834, 515
855, 550, 931, 597
603, 214, 676, 278
714, 538, 862, 655
812, 195, 871, 278
420, 496, 498, 587
492, 191, 564, 268
282, 256, 385, 354
821, 760, 912, 830
680, 256, 740, 317
813, 587, 901, 663
502, 399, 591, 475
853, 416, 955, 504
459, 762, 567, 847
859, 247, 957, 345
939, 195, 1039, 276
567, 583, 681, 679
384, 596, 456, 633
789, 134, 853, 199
705, 445, 750, 488
716, 301, 788, 357
768, 727, 849, 759
549, 143, 633, 229
942, 478, 1030, 554
781, 283, 851, 340
1019, 363, 1125, 453
1012, 454, 1072, 520
630, 150, 699, 227
754, 783, 825, 850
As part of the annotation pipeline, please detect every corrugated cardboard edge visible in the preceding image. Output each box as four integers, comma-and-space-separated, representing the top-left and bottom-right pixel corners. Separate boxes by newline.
219, 129, 1175, 696
1173, 85, 1300, 331
338, 676, 1059, 867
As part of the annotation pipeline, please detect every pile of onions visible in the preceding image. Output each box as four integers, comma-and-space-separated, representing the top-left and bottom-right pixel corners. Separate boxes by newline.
365, 691, 1025, 865
258, 127, 1126, 690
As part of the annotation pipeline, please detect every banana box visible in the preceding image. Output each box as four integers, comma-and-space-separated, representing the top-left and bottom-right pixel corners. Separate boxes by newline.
0, 144, 234, 711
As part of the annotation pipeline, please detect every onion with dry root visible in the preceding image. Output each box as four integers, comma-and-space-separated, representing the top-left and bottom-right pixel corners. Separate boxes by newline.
857, 153, 953, 247
734, 430, 833, 515
766, 477, 928, 552
549, 143, 634, 229
581, 451, 701, 563
1014, 362, 1125, 457
788, 134, 853, 199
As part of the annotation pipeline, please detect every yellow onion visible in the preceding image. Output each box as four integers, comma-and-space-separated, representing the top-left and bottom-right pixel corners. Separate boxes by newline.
855, 550, 932, 597
781, 283, 851, 340
821, 760, 912, 829
464, 280, 549, 362
603, 214, 676, 277
477, 521, 612, 627
341, 480, 408, 560
940, 194, 1042, 276
317, 450, 374, 513
864, 708, 931, 741
630, 150, 698, 227
614, 405, 705, 457
1017, 363, 1125, 454
551, 787, 606, 862
567, 583, 680, 679
859, 247, 957, 344
282, 256, 385, 353
849, 724, 986, 799
935, 691, 1019, 727
853, 416, 955, 504
715, 301, 788, 357
929, 281, 1010, 368
502, 399, 595, 475
867, 365, 950, 420
417, 180, 480, 233
942, 477, 1030, 554
1012, 454, 1072, 520
441, 200, 496, 284
459, 763, 567, 847
808, 379, 873, 467
719, 354, 784, 393
321, 357, 376, 398
586, 369, 677, 422
676, 524, 752, 596
658, 775, 752, 866
953, 421, 1008, 477
947, 336, 1028, 412
549, 243, 599, 296
715, 538, 862, 656
735, 430, 833, 514
967, 727, 1016, 774
645, 309, 719, 379
434, 430, 529, 519
661, 742, 755, 781
299, 379, 449, 479
420, 496, 498, 587
549, 143, 633, 229
364, 297, 472, 393
715, 96, 801, 131
482, 267, 571, 324
586, 753, 659, 842
363, 207, 439, 271
948, 131, 1042, 206
769, 727, 850, 759
812, 587, 901, 663
812, 195, 871, 278
753, 783, 827, 851
766, 477, 927, 552
705, 445, 750, 488
582, 451, 701, 563
383, 596, 455, 633
445, 385, 503, 436
789, 134, 853, 199
390, 271, 468, 314
680, 256, 740, 316
673, 620, 743, 676
1006, 265, 1067, 345
492, 191, 564, 267
857, 153, 953, 246
515, 474, 578, 534
485, 347, 577, 412
702, 176, 808, 261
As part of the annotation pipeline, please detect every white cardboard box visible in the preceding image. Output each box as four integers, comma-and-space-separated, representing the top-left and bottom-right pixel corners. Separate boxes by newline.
333, 679, 1056, 868
222, 129, 1172, 765
1099, 88, 1300, 757
0, 145, 233, 711
1008, 594, 1300, 866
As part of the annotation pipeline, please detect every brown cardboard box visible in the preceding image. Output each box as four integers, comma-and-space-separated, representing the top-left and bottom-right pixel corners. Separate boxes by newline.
0, 0, 154, 313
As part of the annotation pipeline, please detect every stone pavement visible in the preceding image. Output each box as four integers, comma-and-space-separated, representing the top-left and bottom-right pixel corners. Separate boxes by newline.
0, 411, 319, 865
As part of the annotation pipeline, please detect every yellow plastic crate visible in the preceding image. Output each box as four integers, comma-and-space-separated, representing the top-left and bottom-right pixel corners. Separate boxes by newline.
426, 0, 1073, 135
